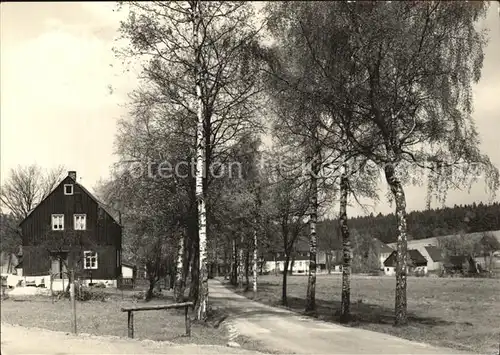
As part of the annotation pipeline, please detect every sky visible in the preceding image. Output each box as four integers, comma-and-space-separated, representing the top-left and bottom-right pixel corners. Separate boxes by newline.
1, 2, 499, 218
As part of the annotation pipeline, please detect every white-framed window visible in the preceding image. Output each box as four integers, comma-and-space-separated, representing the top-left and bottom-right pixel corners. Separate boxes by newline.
64, 184, 74, 195
51, 214, 64, 230
74, 214, 86, 230
83, 251, 98, 270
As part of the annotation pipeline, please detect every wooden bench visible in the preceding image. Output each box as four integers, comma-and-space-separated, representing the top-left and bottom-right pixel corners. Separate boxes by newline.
121, 302, 194, 339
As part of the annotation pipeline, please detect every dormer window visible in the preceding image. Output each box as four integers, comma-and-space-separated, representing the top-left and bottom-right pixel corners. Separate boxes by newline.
64, 184, 74, 195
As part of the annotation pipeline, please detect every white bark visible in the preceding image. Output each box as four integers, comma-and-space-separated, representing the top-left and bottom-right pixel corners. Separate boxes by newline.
192, 0, 208, 321
252, 224, 258, 293
174, 234, 184, 301
238, 237, 244, 289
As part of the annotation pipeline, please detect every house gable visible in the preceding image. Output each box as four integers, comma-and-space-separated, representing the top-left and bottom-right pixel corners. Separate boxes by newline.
383, 249, 428, 267
479, 234, 500, 251
19, 175, 120, 229
424, 246, 444, 262
19, 172, 121, 249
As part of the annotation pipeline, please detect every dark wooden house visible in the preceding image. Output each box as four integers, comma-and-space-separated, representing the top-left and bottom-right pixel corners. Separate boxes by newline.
19, 171, 122, 282
383, 249, 428, 275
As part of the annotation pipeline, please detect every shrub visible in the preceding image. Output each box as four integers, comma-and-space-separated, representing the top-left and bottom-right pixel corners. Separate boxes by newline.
53, 287, 107, 302
133, 291, 145, 300
414, 269, 426, 277
78, 287, 107, 302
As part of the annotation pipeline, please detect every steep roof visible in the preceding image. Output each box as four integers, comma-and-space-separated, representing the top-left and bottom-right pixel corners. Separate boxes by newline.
19, 174, 121, 227
383, 249, 428, 267
373, 238, 393, 253
480, 233, 500, 250
408, 249, 428, 264
122, 262, 136, 269
77, 183, 120, 225
424, 246, 444, 262
388, 230, 500, 250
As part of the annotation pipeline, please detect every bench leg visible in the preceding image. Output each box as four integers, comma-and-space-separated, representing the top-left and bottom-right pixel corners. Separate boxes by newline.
185, 306, 191, 337
128, 311, 134, 338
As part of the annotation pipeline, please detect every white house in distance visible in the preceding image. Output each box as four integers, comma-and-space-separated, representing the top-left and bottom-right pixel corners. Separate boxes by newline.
372, 238, 394, 270
261, 236, 344, 274
383, 249, 428, 276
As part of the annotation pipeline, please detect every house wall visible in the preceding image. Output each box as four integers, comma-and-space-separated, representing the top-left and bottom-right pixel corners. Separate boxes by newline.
263, 260, 313, 274
293, 260, 309, 274
379, 252, 392, 270
20, 176, 121, 279
384, 266, 395, 276
23, 245, 118, 280
317, 251, 327, 264
383, 265, 427, 276
417, 246, 443, 271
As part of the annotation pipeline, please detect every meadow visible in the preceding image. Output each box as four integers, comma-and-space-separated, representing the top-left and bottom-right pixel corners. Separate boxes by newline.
236, 274, 500, 354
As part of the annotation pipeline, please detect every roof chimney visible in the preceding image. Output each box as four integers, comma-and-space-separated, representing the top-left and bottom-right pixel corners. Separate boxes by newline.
68, 171, 77, 181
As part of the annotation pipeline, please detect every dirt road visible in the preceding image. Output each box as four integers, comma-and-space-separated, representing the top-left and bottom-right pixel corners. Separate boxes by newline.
1, 323, 261, 354
209, 280, 469, 354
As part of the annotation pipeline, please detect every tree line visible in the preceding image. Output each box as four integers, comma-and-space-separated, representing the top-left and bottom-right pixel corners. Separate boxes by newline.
1, 1, 499, 328
318, 202, 500, 245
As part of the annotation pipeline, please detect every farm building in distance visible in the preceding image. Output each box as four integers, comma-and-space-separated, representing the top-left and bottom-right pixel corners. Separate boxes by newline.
261, 235, 394, 275
261, 236, 342, 274
387, 230, 500, 276
383, 249, 428, 276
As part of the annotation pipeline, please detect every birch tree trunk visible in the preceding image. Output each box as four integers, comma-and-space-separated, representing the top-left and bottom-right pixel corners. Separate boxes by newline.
384, 162, 408, 326
224, 248, 229, 280
252, 224, 258, 294
214, 238, 219, 278
231, 239, 237, 285
192, 0, 208, 321
305, 137, 319, 312
339, 164, 351, 323
244, 249, 250, 291
238, 236, 244, 290
174, 233, 185, 302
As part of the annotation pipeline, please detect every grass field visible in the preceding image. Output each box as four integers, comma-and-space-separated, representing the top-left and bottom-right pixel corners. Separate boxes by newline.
0, 289, 228, 346
235, 274, 500, 354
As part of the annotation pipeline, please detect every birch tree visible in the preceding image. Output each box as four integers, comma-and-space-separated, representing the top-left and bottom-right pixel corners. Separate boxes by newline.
116, 1, 264, 320
263, 1, 378, 314
321, 1, 498, 325
263, 3, 331, 312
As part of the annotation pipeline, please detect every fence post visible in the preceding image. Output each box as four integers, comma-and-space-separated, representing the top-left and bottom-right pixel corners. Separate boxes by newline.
127, 311, 134, 338
70, 269, 77, 334
185, 305, 191, 337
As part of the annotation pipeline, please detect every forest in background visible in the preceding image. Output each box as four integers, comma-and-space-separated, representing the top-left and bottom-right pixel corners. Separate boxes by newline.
317, 201, 500, 245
